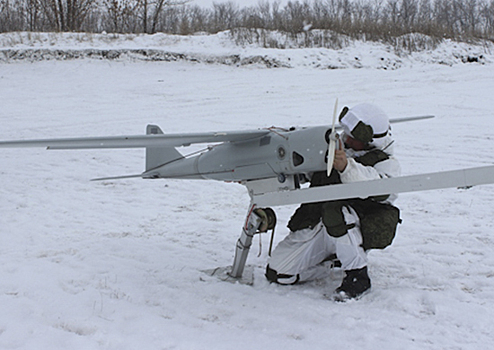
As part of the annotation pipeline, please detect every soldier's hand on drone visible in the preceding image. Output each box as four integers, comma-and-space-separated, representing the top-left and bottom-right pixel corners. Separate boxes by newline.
333, 139, 347, 172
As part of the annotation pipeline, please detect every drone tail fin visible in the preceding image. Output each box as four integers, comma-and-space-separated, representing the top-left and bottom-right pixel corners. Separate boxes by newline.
145, 125, 184, 172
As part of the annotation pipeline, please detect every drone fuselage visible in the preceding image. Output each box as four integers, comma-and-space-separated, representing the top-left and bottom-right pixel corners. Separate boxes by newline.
143, 126, 330, 183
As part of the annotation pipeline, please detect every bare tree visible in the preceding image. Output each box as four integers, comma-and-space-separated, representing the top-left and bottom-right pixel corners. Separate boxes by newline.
2, 0, 494, 43
37, 0, 96, 31
211, 1, 238, 32
400, 0, 418, 30
103, 0, 141, 33
136, 0, 189, 33
183, 4, 207, 34
0, 0, 10, 31
23, 0, 41, 30
480, 0, 494, 37
462, 0, 480, 35
256, 0, 273, 29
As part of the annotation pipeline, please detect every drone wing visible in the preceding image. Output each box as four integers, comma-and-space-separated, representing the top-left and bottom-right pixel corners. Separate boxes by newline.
0, 115, 434, 150
254, 165, 494, 207
0, 129, 270, 150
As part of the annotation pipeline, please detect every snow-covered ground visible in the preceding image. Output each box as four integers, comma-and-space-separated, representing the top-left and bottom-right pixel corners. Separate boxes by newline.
1, 31, 492, 69
0, 33, 494, 349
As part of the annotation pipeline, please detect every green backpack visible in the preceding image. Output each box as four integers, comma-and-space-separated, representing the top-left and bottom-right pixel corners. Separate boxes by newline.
350, 199, 401, 250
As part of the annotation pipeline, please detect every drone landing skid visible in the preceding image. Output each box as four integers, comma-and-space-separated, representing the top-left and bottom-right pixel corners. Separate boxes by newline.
204, 203, 261, 285
203, 265, 255, 286
207, 196, 278, 285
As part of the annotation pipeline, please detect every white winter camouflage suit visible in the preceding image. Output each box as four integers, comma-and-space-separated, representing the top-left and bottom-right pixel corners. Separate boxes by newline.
267, 104, 401, 284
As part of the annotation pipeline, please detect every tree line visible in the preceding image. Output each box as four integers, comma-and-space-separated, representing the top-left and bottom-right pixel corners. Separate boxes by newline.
1, 0, 493, 44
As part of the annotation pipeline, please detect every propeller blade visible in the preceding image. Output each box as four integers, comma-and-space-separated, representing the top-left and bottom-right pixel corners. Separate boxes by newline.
327, 98, 338, 176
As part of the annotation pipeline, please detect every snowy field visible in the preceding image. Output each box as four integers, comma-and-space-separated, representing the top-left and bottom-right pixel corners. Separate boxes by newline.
1, 33, 494, 349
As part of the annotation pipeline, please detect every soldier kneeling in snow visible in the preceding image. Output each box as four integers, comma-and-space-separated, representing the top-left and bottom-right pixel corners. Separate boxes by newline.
265, 103, 402, 301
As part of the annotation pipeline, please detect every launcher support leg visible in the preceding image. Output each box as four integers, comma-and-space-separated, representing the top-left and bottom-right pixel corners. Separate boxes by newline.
230, 203, 262, 278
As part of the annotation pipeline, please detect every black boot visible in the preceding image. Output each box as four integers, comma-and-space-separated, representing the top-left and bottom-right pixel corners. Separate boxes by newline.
333, 266, 371, 301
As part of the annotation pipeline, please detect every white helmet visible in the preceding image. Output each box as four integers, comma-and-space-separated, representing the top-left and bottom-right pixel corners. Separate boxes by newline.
339, 103, 391, 149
